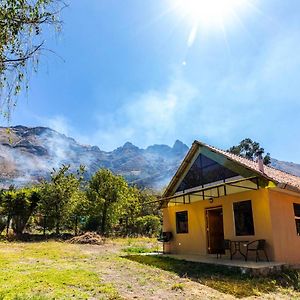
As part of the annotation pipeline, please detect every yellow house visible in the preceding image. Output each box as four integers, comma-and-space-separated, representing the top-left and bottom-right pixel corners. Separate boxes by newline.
161, 141, 300, 264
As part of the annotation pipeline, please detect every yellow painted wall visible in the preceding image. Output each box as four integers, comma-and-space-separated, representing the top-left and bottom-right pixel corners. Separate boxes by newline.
163, 189, 275, 259
269, 189, 300, 264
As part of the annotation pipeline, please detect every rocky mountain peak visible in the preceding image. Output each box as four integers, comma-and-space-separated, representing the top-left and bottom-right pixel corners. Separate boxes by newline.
122, 142, 139, 150
0, 126, 299, 190
172, 139, 189, 154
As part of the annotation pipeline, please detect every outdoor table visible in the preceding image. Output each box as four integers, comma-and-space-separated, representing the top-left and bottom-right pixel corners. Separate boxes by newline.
231, 240, 248, 260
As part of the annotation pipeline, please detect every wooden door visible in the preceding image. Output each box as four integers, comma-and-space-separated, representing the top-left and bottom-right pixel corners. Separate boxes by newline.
206, 208, 224, 254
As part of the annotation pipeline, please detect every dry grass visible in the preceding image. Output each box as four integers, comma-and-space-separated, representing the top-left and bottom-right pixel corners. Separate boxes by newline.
0, 238, 299, 299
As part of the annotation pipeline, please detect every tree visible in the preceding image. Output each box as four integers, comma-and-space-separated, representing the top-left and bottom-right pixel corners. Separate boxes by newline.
117, 186, 141, 236
66, 189, 89, 235
0, 0, 65, 118
86, 169, 130, 235
228, 138, 271, 165
39, 164, 85, 234
116, 187, 161, 237
0, 187, 40, 235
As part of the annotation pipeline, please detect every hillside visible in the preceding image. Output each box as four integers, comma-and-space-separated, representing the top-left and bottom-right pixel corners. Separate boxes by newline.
0, 125, 299, 189
0, 126, 188, 189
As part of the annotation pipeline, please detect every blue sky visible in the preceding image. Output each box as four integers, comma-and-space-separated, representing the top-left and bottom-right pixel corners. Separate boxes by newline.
9, 0, 300, 163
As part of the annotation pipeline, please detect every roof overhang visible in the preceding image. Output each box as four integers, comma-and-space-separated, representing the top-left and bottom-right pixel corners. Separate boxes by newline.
160, 175, 271, 208
162, 140, 277, 199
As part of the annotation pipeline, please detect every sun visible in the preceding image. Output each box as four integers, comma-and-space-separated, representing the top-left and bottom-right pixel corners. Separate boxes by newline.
169, 0, 254, 49
172, 0, 250, 31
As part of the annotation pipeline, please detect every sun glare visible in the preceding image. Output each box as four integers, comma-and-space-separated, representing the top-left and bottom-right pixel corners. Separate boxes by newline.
176, 0, 246, 26
169, 0, 254, 48
173, 0, 252, 35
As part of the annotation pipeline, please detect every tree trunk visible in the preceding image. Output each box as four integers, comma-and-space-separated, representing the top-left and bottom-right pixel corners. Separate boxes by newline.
74, 215, 78, 236
43, 216, 46, 236
55, 204, 60, 235
101, 204, 107, 235
6, 214, 10, 236
56, 220, 60, 235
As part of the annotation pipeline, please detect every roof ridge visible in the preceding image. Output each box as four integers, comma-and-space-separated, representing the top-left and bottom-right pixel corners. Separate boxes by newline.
195, 139, 300, 179
263, 161, 300, 178
195, 139, 258, 164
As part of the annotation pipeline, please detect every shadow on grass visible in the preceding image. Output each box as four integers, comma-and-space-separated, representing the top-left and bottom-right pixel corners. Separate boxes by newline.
0, 233, 73, 243
122, 254, 299, 298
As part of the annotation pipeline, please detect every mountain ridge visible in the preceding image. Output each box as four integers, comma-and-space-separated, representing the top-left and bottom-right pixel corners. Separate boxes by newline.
0, 126, 189, 189
0, 125, 299, 189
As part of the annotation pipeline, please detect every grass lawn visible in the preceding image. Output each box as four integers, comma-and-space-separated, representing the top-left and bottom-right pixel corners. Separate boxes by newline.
0, 238, 299, 299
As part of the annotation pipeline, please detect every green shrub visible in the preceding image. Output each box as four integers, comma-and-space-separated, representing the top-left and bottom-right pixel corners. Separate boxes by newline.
135, 215, 161, 237
123, 246, 154, 253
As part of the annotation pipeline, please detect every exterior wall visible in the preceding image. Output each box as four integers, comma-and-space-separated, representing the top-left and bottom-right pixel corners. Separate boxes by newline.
163, 188, 275, 260
269, 189, 300, 264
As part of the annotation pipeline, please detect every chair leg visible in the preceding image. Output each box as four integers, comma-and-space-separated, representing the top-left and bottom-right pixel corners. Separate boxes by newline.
256, 251, 260, 262
245, 249, 248, 261
264, 250, 269, 262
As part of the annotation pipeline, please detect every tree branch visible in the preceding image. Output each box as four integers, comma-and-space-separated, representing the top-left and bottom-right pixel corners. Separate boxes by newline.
1, 42, 44, 64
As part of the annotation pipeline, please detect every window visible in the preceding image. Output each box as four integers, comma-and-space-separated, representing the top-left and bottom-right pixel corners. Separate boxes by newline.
176, 153, 239, 193
176, 211, 188, 234
294, 203, 300, 236
233, 200, 255, 236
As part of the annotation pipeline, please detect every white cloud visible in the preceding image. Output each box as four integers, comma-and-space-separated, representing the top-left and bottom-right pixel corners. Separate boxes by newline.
89, 75, 200, 150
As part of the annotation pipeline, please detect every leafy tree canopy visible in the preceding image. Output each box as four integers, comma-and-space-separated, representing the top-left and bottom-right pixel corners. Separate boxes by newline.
228, 138, 271, 165
0, 0, 65, 119
39, 164, 85, 234
86, 169, 130, 235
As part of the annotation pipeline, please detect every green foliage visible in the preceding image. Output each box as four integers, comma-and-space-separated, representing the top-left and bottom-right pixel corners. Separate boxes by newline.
279, 269, 300, 291
0, 0, 65, 119
228, 138, 271, 165
171, 283, 184, 291
39, 164, 85, 234
86, 169, 131, 235
0, 187, 40, 235
0, 166, 161, 237
122, 246, 154, 254
135, 215, 161, 237
117, 188, 161, 237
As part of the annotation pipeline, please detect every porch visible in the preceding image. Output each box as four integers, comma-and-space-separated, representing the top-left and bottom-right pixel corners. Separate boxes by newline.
161, 253, 287, 276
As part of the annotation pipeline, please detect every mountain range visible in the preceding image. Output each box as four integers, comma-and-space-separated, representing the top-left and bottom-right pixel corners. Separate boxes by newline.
0, 125, 300, 190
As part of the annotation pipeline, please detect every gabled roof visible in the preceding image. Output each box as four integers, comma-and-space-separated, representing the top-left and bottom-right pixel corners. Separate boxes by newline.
163, 140, 300, 198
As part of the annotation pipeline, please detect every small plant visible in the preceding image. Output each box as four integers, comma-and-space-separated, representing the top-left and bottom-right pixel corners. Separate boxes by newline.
123, 246, 153, 254
278, 269, 300, 291
171, 283, 184, 291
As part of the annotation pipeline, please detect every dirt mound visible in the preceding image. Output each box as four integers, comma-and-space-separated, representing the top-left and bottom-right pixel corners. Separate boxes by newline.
68, 232, 105, 245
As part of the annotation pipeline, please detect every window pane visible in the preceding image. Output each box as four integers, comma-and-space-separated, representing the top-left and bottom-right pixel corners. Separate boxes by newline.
296, 220, 300, 236
296, 219, 300, 235
294, 203, 300, 218
176, 154, 238, 192
176, 211, 188, 234
233, 200, 255, 236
